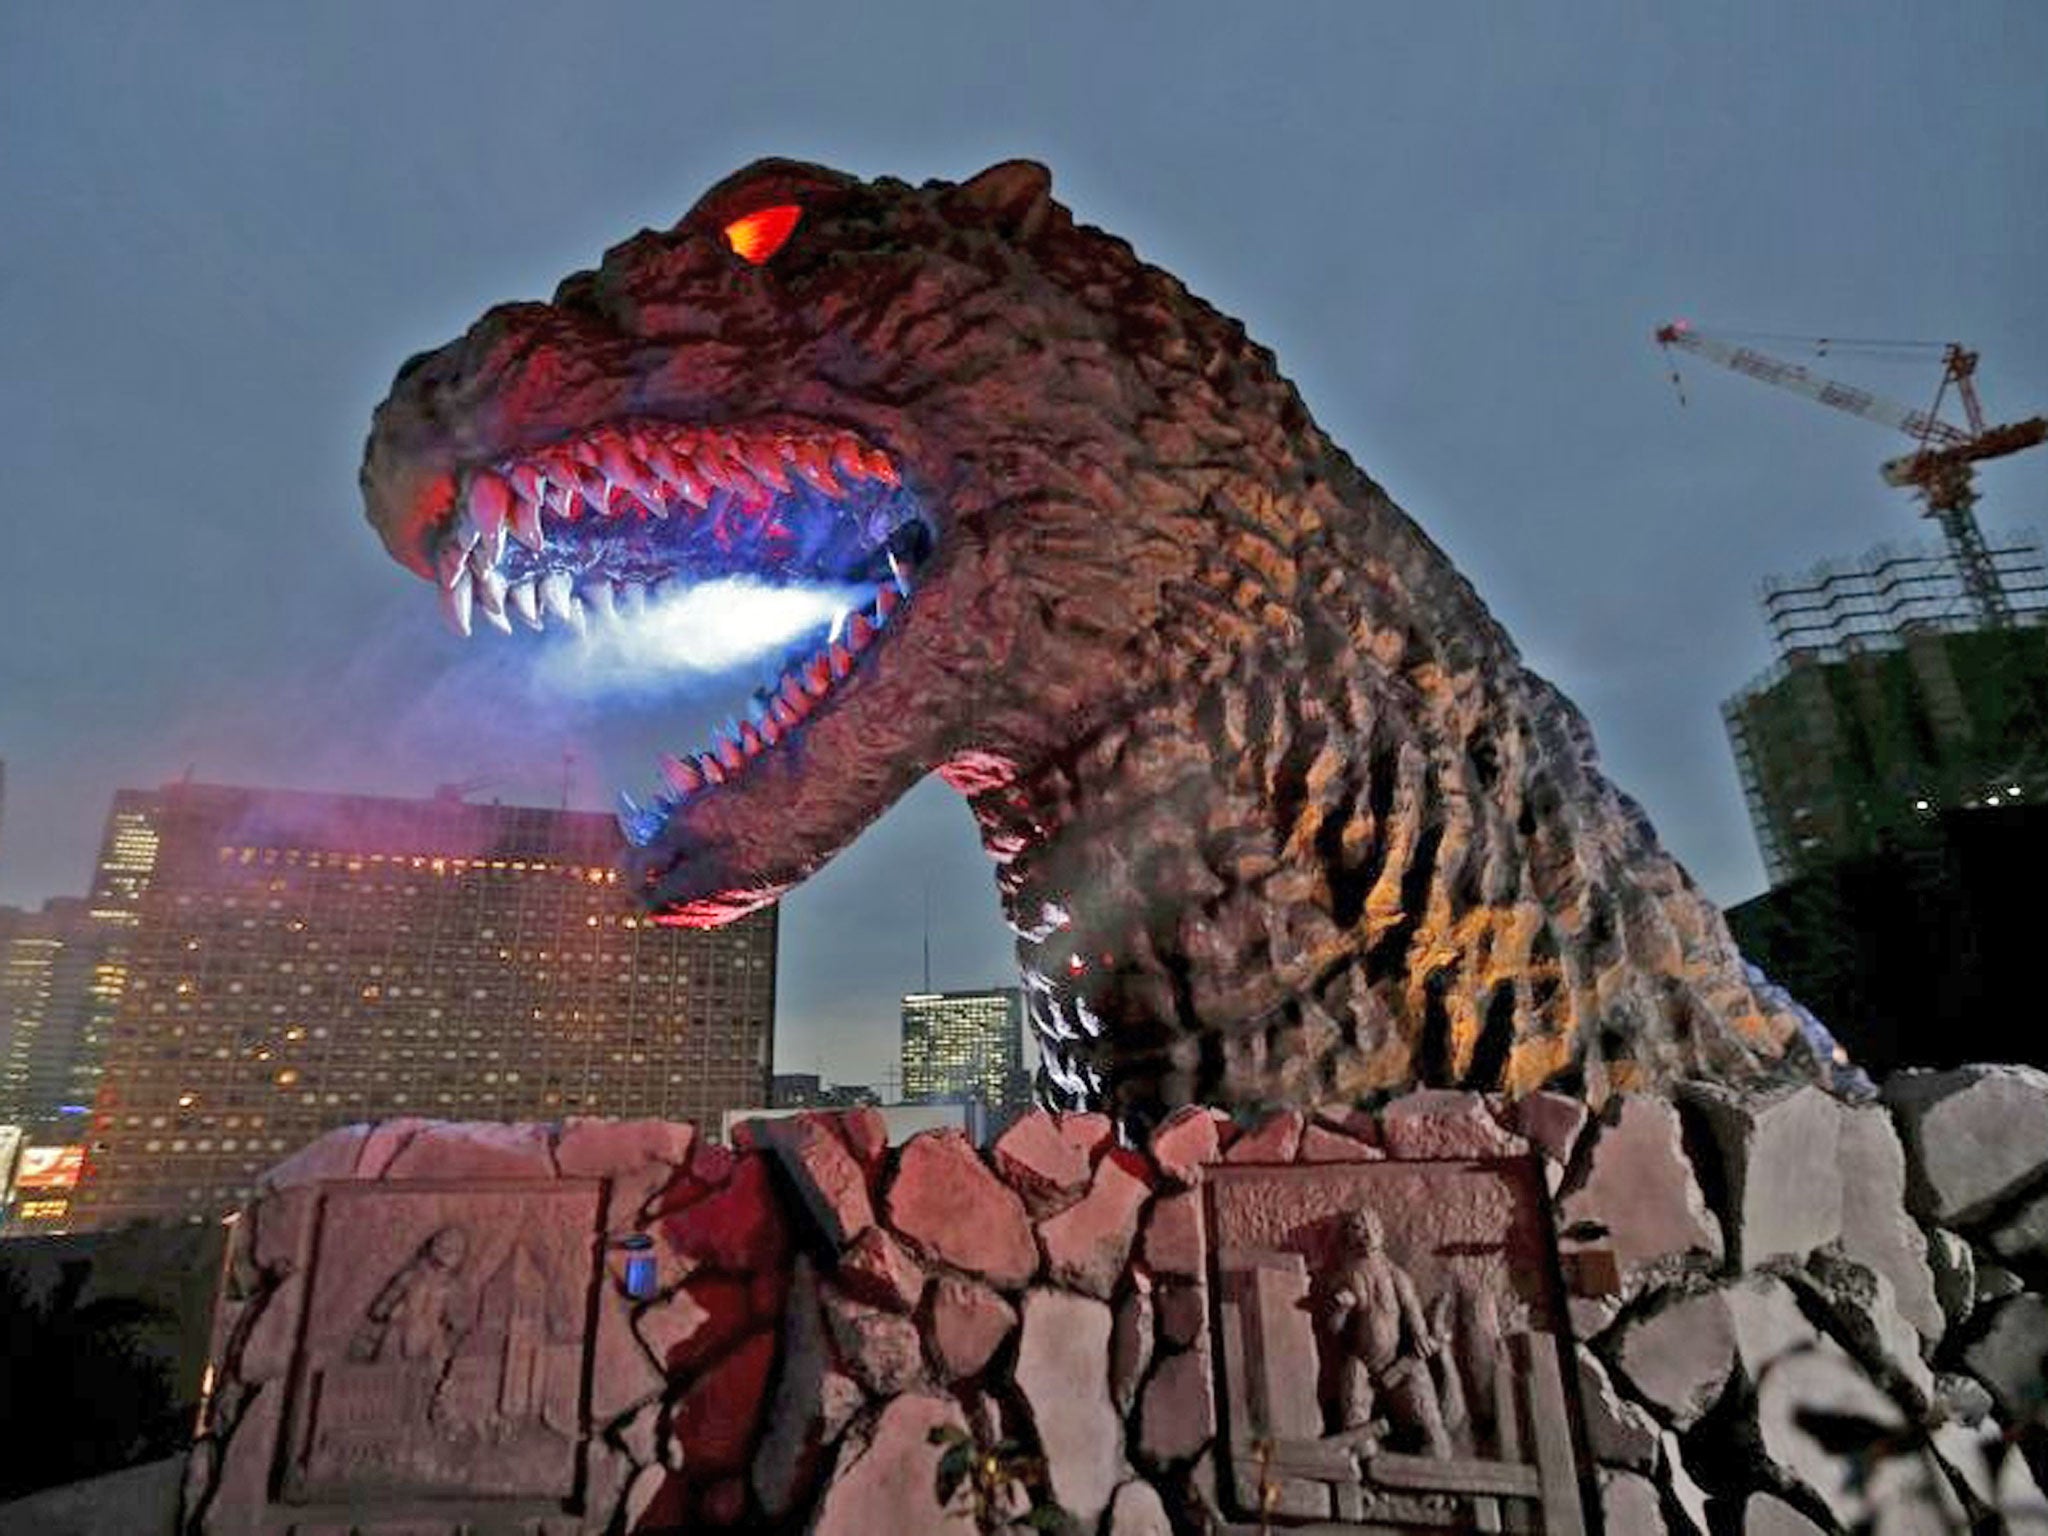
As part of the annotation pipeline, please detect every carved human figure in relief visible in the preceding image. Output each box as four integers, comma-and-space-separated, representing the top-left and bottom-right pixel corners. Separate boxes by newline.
347, 1225, 471, 1366
1318, 1208, 1453, 1458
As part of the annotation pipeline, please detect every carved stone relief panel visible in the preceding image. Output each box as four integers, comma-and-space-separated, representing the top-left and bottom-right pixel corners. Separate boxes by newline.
1206, 1159, 1588, 1533
280, 1181, 603, 1512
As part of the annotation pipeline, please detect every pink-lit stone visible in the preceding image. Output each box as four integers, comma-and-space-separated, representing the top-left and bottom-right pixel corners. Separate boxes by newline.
1147, 1105, 1222, 1184
760, 1114, 875, 1248
886, 1131, 1038, 1288
993, 1108, 1092, 1215
1039, 1153, 1152, 1298
928, 1275, 1018, 1382
1223, 1109, 1304, 1163
836, 1225, 926, 1313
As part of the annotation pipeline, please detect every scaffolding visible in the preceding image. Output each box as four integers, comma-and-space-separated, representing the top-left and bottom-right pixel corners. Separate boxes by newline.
1723, 531, 2048, 884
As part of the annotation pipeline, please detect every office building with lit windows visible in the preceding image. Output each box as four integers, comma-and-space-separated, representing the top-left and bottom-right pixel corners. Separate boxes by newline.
68, 781, 776, 1230
900, 988, 1026, 1116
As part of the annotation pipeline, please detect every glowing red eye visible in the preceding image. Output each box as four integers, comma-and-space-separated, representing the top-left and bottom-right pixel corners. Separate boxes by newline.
723, 205, 802, 265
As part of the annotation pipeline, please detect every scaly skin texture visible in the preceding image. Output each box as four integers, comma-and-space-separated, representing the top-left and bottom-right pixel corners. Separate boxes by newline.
362, 158, 1820, 1125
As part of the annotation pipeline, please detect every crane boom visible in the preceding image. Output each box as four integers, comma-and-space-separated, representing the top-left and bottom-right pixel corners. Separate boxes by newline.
1656, 320, 2048, 630
1654, 323, 1969, 447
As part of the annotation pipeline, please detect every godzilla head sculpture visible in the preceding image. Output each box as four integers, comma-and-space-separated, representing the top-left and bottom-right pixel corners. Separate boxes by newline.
363, 157, 1829, 1124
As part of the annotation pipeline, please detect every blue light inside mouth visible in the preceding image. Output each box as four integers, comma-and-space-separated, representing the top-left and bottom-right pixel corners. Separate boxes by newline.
531, 576, 874, 701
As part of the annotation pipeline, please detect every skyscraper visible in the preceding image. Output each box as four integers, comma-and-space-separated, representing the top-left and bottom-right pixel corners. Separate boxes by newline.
66, 782, 777, 1231
900, 988, 1026, 1116
0, 898, 107, 1136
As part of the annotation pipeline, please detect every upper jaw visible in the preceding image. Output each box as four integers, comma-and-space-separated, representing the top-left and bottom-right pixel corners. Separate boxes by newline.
420, 413, 920, 642
374, 404, 964, 924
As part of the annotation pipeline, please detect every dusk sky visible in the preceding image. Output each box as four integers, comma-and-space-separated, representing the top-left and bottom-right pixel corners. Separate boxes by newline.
2, 5, 2043, 1092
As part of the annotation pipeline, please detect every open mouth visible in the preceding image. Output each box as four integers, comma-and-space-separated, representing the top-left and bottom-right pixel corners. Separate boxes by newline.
427, 416, 933, 851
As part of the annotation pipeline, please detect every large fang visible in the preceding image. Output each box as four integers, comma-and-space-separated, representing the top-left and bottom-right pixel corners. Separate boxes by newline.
506, 579, 542, 630
437, 534, 476, 589
509, 492, 545, 552
466, 471, 511, 549
441, 571, 475, 636
475, 568, 512, 633
539, 571, 576, 623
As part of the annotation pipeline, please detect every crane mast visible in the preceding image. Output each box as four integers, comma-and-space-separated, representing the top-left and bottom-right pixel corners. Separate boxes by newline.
1656, 321, 2047, 629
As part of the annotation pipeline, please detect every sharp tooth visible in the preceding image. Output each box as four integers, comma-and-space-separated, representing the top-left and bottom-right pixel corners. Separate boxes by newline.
659, 753, 703, 796
543, 480, 581, 521
509, 489, 546, 552
467, 471, 511, 548
633, 486, 670, 520
829, 640, 854, 679
441, 571, 475, 637
540, 571, 576, 623
863, 446, 900, 486
887, 551, 912, 596
507, 579, 542, 630
436, 535, 474, 589
700, 753, 727, 787
723, 458, 765, 504
759, 715, 783, 747
585, 581, 617, 621
846, 612, 876, 651
689, 446, 736, 493
802, 655, 831, 697
832, 435, 867, 482
597, 442, 640, 486
475, 568, 513, 633
876, 583, 902, 621
778, 676, 808, 712
829, 608, 849, 645
575, 466, 611, 513
739, 721, 763, 756
715, 731, 745, 771
790, 442, 843, 497
640, 441, 683, 484
770, 697, 799, 730
743, 443, 792, 492
666, 460, 711, 508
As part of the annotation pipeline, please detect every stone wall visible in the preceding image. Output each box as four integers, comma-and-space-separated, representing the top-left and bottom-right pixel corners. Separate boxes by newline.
184, 1072, 2048, 1534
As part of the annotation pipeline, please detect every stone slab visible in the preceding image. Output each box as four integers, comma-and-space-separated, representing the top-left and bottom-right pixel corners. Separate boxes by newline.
810, 1393, 977, 1536
1204, 1159, 1584, 1529
1015, 1287, 1123, 1525
1886, 1064, 2048, 1226
1039, 1151, 1151, 1297
885, 1131, 1038, 1289
280, 1180, 600, 1507
1681, 1083, 1842, 1266
1558, 1094, 1721, 1279
1377, 1089, 1528, 1159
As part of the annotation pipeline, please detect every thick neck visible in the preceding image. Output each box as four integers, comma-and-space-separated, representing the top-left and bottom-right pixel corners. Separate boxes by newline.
964, 469, 1814, 1128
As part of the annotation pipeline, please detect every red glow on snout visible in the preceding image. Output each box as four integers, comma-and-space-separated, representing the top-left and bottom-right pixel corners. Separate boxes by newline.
723, 205, 802, 265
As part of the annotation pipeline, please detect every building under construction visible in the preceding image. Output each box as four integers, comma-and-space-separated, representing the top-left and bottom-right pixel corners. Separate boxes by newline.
1722, 532, 2048, 883
1720, 537, 2048, 1072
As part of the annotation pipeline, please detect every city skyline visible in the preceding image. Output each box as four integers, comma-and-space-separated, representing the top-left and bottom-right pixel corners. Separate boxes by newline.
3, 6, 2043, 1093
55, 779, 778, 1230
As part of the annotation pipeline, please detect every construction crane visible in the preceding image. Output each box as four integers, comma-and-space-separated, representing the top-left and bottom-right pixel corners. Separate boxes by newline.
1655, 321, 2047, 628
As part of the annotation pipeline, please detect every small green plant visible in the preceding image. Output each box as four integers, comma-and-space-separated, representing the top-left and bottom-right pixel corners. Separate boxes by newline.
929, 1422, 1070, 1531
